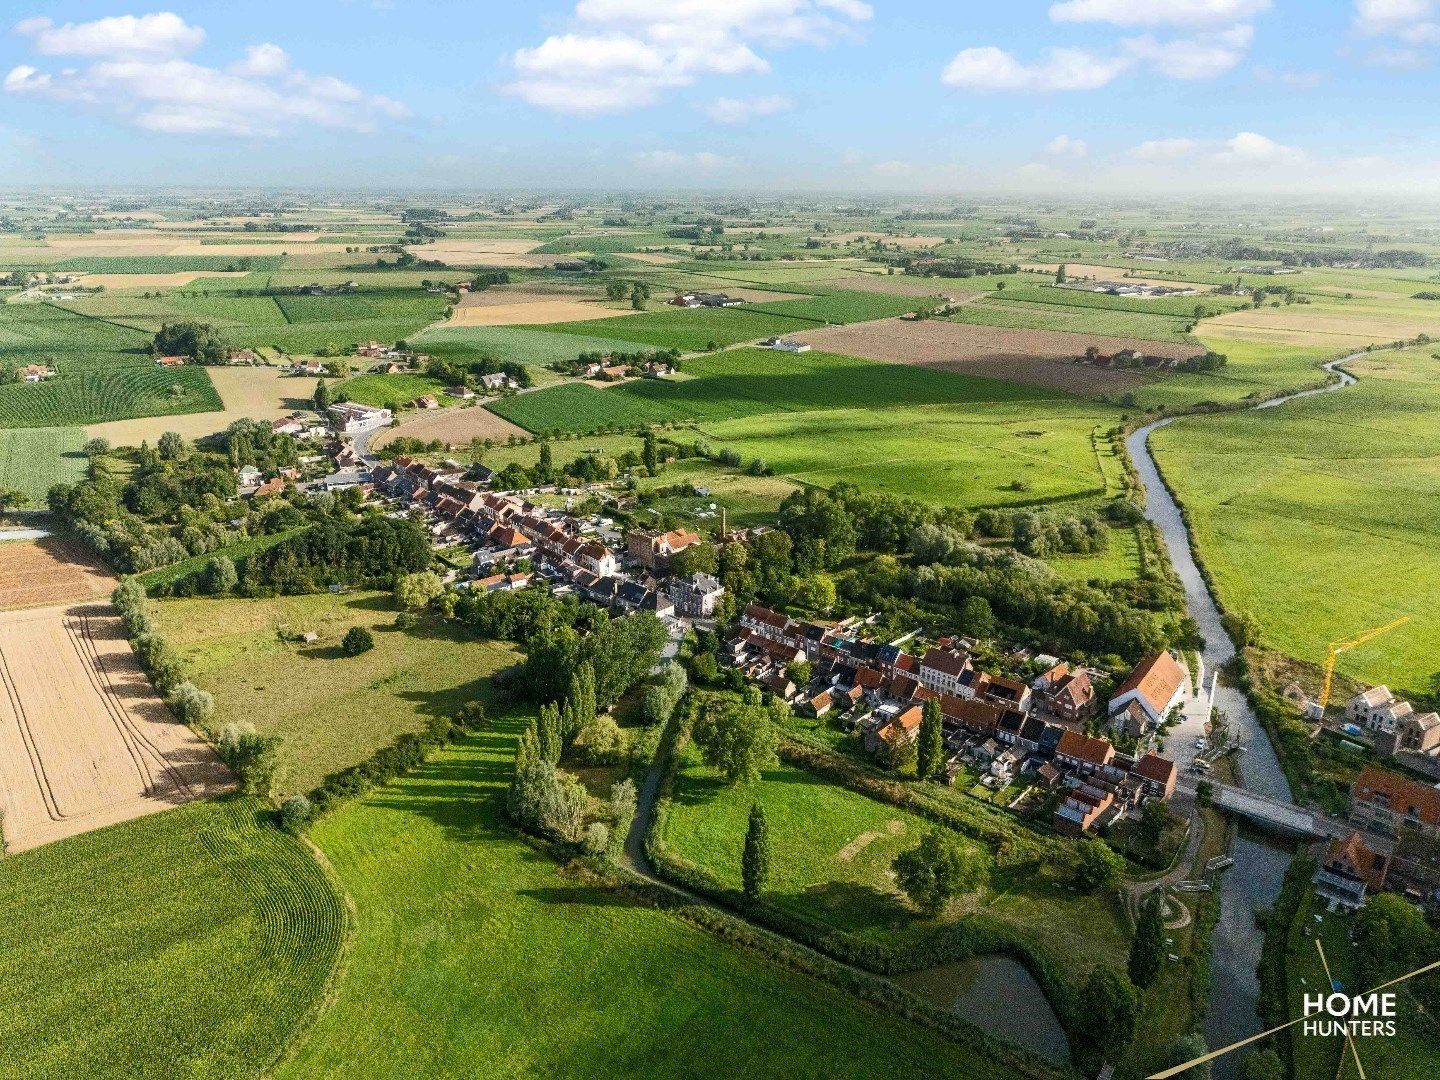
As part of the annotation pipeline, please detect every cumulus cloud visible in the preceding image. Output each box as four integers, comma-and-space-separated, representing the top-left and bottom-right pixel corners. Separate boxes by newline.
4, 14, 407, 137
1049, 0, 1270, 26
941, 46, 1129, 92
1045, 134, 1088, 157
633, 149, 732, 169
14, 12, 205, 59
1216, 130, 1306, 166
701, 94, 793, 123
1121, 24, 1253, 79
505, 0, 869, 113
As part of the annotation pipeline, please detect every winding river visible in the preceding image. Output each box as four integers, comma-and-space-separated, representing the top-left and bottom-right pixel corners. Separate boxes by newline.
1126, 355, 1360, 1077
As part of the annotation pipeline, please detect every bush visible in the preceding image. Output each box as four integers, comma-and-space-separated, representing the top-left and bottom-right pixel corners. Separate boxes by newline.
341, 626, 374, 656
279, 794, 312, 834
168, 681, 215, 728
216, 722, 284, 798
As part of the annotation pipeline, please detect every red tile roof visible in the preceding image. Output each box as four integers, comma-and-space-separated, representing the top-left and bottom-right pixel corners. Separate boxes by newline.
1115, 651, 1188, 716
1353, 765, 1440, 826
1056, 729, 1115, 767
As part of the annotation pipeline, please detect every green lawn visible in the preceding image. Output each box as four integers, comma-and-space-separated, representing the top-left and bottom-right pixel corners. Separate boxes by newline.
943, 297, 1196, 344
0, 797, 347, 1080
281, 717, 1023, 1080
334, 372, 448, 408
662, 749, 1130, 983
1151, 346, 1440, 695
152, 592, 522, 795
0, 426, 86, 505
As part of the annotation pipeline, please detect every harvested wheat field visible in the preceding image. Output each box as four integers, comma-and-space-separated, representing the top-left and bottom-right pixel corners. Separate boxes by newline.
0, 538, 113, 610
372, 405, 530, 450
794, 319, 1190, 396
834, 233, 946, 249
1020, 262, 1213, 291
0, 603, 232, 852
1205, 307, 1440, 346
817, 273, 985, 298
624, 251, 685, 264
447, 289, 636, 327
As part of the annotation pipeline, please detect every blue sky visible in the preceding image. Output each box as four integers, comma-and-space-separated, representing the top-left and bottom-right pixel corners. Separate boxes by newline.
1, 1, 1438, 193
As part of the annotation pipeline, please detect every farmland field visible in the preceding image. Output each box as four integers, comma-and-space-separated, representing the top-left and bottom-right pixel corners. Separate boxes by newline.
0, 303, 222, 428
371, 404, 530, 449
942, 297, 1196, 343
0, 602, 232, 851
1151, 347, 1440, 694
412, 323, 648, 372
0, 537, 114, 610
533, 306, 817, 351
154, 592, 522, 795
84, 366, 310, 447
280, 712, 1022, 1080
743, 290, 930, 324
0, 427, 86, 505
0, 797, 348, 1079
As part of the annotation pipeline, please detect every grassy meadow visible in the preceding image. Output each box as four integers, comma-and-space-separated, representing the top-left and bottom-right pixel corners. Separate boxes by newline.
280, 715, 1024, 1080
153, 592, 521, 795
1151, 346, 1440, 694
0, 797, 347, 1079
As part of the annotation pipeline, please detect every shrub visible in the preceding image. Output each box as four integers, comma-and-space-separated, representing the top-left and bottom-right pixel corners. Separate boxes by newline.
168, 681, 215, 728
216, 722, 284, 798
341, 626, 374, 656
279, 794, 312, 834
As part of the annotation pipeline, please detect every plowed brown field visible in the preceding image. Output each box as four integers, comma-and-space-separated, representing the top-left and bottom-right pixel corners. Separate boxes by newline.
0, 538, 114, 610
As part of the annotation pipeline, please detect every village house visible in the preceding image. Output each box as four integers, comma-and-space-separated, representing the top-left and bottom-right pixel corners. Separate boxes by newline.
21, 364, 55, 382
1313, 831, 1391, 910
328, 402, 392, 434
291, 359, 327, 377
1108, 651, 1189, 735
1055, 784, 1116, 836
627, 527, 701, 572
446, 386, 476, 400
918, 646, 972, 696
271, 416, 308, 437
1054, 729, 1116, 775
253, 477, 286, 499
669, 291, 744, 308
479, 372, 517, 392
227, 348, 260, 365
1395, 711, 1440, 756
1033, 661, 1098, 722
154, 354, 187, 368
669, 572, 725, 618
1131, 752, 1178, 800
865, 704, 922, 754
236, 465, 262, 490
413, 395, 440, 410
1350, 766, 1440, 839
1347, 686, 1414, 735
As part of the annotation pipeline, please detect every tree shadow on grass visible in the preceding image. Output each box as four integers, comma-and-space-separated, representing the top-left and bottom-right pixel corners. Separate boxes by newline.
517, 885, 648, 909
781, 880, 914, 931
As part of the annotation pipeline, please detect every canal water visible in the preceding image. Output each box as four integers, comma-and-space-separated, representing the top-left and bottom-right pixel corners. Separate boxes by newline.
1127, 356, 1360, 1077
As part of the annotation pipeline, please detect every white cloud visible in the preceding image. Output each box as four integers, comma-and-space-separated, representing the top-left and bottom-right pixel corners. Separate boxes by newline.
5, 15, 407, 137
1130, 136, 1201, 159
941, 46, 1130, 92
1355, 0, 1440, 39
1049, 0, 1270, 27
1122, 24, 1253, 79
14, 13, 205, 59
505, 1, 869, 113
701, 94, 792, 123
872, 159, 914, 176
1045, 134, 1088, 157
633, 149, 732, 169
1215, 131, 1307, 166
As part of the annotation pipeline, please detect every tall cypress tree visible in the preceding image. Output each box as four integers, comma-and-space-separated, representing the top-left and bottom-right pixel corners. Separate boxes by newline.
917, 698, 944, 781
1129, 888, 1165, 989
742, 802, 771, 902
537, 703, 563, 765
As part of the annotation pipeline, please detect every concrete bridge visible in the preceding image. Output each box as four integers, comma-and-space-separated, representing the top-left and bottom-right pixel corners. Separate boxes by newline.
1204, 781, 1354, 840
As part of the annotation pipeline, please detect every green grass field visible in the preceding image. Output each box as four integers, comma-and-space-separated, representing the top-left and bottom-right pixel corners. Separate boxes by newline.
0, 303, 222, 428
942, 297, 1196, 344
0, 426, 86, 504
663, 750, 1130, 981
743, 290, 926, 324
1151, 346, 1440, 694
153, 592, 522, 795
334, 372, 448, 408
281, 715, 1022, 1080
0, 797, 347, 1079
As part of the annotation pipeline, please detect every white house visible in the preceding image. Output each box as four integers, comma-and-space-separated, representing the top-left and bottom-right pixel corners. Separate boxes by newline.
1108, 651, 1189, 732
1346, 686, 1413, 735
764, 337, 811, 353
328, 402, 392, 434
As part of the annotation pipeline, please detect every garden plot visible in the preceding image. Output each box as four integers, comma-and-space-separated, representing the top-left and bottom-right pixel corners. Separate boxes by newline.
0, 603, 231, 852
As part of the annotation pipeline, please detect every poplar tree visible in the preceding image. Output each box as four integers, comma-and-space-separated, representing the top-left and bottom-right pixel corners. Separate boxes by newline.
917, 698, 944, 780
742, 802, 771, 902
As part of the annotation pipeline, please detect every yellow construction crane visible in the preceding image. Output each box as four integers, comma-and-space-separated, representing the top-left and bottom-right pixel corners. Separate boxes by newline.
1316, 616, 1412, 714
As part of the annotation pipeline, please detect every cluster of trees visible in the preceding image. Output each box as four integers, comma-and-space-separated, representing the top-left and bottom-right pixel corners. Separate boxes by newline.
471, 269, 511, 289
553, 347, 681, 377
1009, 511, 1109, 558
898, 257, 1019, 278
242, 515, 432, 595
151, 321, 226, 364
422, 354, 532, 392
1175, 350, 1229, 373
